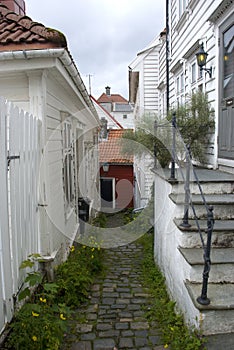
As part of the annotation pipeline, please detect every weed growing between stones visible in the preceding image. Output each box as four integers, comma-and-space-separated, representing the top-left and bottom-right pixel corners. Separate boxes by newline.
138, 232, 206, 350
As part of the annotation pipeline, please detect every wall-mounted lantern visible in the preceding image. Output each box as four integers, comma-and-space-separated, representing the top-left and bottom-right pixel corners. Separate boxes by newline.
102, 162, 109, 172
196, 43, 212, 78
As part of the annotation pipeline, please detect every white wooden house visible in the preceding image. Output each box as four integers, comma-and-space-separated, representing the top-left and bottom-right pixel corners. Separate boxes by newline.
153, 0, 234, 338
0, 0, 100, 334
97, 86, 134, 129
128, 34, 164, 208
91, 95, 123, 131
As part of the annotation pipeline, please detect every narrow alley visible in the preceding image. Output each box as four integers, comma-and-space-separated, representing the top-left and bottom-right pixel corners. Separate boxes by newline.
61, 213, 164, 350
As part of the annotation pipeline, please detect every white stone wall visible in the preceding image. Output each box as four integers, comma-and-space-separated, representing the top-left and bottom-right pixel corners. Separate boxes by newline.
154, 171, 201, 329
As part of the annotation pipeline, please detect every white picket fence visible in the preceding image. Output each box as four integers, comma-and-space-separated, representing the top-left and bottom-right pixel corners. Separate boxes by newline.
0, 97, 41, 334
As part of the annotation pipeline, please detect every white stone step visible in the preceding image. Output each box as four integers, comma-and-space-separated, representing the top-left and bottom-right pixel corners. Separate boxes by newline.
179, 247, 234, 283
185, 281, 234, 335
174, 219, 234, 248
172, 181, 234, 195
170, 193, 234, 219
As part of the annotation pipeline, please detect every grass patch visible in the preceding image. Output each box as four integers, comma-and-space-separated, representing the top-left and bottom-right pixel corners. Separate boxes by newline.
138, 232, 206, 350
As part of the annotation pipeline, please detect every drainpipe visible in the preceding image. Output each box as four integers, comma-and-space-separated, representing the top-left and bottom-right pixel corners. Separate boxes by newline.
166, 0, 170, 115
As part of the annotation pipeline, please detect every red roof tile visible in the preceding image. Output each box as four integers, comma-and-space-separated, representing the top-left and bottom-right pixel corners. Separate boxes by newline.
0, 3, 67, 51
97, 93, 128, 104
99, 129, 133, 164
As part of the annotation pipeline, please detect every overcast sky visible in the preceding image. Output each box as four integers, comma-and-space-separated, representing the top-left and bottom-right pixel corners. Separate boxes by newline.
26, 0, 165, 100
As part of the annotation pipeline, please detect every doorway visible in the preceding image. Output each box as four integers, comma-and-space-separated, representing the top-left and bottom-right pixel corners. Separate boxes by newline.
100, 178, 115, 208
218, 15, 234, 159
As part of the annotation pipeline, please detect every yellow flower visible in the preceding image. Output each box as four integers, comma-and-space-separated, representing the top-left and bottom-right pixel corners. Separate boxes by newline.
82, 245, 86, 249
32, 336, 38, 342
91, 247, 95, 251
40, 297, 46, 303
60, 313, 66, 320
70, 245, 75, 252
91, 255, 94, 259
164, 344, 169, 349
32, 311, 39, 317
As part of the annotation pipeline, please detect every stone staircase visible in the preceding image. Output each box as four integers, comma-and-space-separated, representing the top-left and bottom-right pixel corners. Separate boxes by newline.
170, 168, 234, 335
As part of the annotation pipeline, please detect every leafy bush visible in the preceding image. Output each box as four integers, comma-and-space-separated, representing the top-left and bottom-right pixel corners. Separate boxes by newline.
55, 243, 103, 307
122, 91, 215, 167
5, 255, 70, 350
168, 91, 215, 163
5, 244, 103, 350
121, 115, 171, 168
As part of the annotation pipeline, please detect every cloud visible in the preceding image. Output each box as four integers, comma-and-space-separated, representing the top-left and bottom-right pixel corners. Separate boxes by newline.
27, 0, 165, 99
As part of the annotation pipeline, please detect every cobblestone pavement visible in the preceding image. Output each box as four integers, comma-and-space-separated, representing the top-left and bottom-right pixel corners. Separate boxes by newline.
61, 240, 165, 350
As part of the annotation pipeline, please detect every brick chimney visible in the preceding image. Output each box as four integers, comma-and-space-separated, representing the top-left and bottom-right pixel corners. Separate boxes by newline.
1, 0, 26, 15
105, 86, 111, 96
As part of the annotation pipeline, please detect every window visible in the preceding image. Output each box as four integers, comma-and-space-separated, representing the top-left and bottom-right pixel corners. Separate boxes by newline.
176, 72, 185, 105
223, 23, 234, 99
191, 63, 196, 84
179, 0, 188, 17
181, 73, 185, 92
123, 114, 127, 119
62, 118, 75, 210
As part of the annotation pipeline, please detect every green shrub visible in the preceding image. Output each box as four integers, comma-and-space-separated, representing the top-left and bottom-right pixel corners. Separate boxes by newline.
55, 243, 103, 307
168, 91, 215, 163
5, 244, 103, 350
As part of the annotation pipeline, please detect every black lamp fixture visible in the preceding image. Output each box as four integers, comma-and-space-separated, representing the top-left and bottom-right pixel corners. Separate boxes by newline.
196, 43, 212, 78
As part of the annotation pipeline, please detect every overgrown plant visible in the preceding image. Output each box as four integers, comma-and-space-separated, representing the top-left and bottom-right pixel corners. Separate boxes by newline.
55, 241, 103, 307
139, 234, 206, 350
121, 114, 171, 168
5, 243, 103, 350
122, 91, 215, 167
6, 254, 70, 350
169, 91, 215, 163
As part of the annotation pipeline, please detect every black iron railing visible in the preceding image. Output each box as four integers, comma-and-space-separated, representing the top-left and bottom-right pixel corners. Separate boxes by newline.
155, 112, 215, 305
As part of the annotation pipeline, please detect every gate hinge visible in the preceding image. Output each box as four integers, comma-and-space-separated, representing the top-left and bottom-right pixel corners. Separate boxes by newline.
7, 154, 20, 167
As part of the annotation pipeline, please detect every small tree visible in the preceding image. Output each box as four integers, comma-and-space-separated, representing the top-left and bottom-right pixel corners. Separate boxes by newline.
121, 91, 215, 167
121, 113, 171, 168
168, 91, 215, 163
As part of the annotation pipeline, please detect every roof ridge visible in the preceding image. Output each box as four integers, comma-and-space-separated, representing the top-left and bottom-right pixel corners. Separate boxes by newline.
90, 95, 124, 129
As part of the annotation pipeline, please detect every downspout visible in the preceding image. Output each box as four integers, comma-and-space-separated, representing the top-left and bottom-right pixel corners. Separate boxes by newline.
166, 0, 170, 114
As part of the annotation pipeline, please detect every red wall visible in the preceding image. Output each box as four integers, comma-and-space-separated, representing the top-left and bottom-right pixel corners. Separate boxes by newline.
100, 164, 134, 209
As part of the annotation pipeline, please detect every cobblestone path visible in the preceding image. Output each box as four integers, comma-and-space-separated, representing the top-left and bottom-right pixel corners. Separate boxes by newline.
61, 240, 165, 350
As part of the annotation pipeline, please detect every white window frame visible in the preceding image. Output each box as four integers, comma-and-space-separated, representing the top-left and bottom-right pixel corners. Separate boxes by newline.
175, 71, 185, 106
62, 116, 75, 215
179, 0, 188, 17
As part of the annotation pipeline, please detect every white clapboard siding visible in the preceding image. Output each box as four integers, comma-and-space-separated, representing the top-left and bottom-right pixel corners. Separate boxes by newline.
0, 97, 41, 334
0, 98, 14, 334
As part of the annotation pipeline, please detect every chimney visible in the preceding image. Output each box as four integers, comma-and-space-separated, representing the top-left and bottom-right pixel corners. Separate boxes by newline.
1, 0, 26, 15
105, 86, 111, 96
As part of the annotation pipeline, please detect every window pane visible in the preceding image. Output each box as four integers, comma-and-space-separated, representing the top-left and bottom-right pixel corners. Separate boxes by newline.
181, 73, 184, 92
223, 24, 234, 98
192, 63, 196, 83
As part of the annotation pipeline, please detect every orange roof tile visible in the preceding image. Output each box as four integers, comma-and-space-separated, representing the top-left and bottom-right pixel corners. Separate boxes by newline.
99, 129, 133, 164
0, 3, 67, 51
97, 92, 128, 104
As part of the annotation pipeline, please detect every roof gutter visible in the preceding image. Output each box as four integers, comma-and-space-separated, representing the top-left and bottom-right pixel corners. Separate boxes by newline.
0, 48, 100, 124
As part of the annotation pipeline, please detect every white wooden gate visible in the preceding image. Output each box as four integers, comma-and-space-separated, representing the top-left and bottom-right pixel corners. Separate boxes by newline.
0, 97, 41, 334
